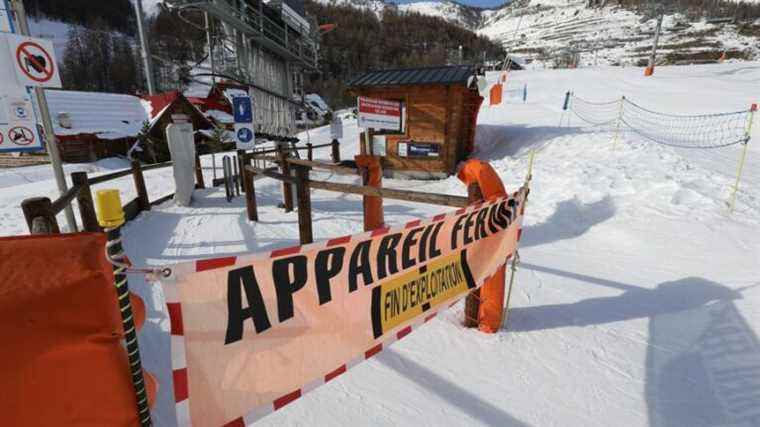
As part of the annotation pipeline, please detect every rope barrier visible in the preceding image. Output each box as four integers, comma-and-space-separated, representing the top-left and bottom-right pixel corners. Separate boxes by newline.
565, 93, 756, 214
568, 93, 753, 149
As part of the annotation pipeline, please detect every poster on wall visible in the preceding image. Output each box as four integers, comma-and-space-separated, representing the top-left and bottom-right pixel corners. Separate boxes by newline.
371, 134, 386, 156
357, 96, 402, 132
397, 141, 440, 158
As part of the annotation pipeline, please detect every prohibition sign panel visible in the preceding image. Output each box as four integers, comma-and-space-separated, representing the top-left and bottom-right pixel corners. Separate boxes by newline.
5, 34, 62, 88
8, 125, 34, 145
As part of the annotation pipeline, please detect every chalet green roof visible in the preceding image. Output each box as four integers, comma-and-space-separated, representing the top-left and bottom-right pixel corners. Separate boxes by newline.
347, 65, 477, 88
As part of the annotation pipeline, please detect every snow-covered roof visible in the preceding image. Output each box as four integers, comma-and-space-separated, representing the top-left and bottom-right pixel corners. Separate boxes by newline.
44, 90, 149, 140
304, 94, 331, 116
222, 88, 249, 104
206, 109, 235, 124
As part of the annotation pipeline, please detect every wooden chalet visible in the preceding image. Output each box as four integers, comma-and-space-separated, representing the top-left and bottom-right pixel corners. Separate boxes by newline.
347, 65, 484, 179
45, 90, 148, 163
45, 89, 213, 163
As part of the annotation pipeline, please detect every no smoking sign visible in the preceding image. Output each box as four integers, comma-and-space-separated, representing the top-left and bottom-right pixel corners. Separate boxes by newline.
5, 34, 62, 88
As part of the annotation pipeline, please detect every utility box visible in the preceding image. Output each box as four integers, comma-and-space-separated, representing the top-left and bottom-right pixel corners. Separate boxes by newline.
347, 64, 484, 179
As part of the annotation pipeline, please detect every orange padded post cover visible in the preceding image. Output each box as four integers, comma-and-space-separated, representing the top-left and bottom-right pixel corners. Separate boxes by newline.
0, 233, 157, 426
490, 83, 503, 106
355, 155, 385, 231
457, 159, 508, 333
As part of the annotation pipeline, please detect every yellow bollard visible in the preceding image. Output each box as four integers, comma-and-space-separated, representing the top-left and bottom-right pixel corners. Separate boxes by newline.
95, 189, 125, 228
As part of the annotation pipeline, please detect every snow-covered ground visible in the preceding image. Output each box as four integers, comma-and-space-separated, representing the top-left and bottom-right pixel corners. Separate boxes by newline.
2, 62, 760, 426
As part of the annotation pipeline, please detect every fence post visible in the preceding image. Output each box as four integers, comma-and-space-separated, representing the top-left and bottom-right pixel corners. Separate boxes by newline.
131, 160, 150, 212
211, 153, 217, 181
560, 91, 571, 127
612, 96, 625, 150
523, 83, 528, 103
463, 183, 484, 328
21, 197, 60, 234
195, 153, 205, 189
237, 149, 247, 195
71, 171, 100, 232
243, 159, 258, 222
294, 164, 313, 244
307, 143, 313, 161
728, 104, 756, 213
331, 139, 340, 163
278, 145, 294, 212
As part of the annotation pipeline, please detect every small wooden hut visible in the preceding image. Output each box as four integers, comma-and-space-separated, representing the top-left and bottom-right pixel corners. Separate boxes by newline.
347, 64, 484, 179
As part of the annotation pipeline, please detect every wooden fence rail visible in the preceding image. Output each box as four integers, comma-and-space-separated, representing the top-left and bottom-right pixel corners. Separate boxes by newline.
21, 157, 182, 235
244, 164, 469, 244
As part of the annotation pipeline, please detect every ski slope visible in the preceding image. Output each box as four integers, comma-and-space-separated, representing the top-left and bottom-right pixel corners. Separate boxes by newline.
2, 62, 759, 426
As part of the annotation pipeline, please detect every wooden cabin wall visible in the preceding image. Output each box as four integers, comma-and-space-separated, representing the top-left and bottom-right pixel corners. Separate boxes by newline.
355, 84, 476, 175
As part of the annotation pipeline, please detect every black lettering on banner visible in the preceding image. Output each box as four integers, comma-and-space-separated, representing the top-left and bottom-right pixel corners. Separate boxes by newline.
225, 266, 272, 344
474, 207, 489, 240
460, 249, 477, 289
428, 221, 443, 258
463, 211, 477, 245
372, 286, 383, 338
314, 247, 345, 305
349, 240, 374, 291
487, 203, 501, 234
492, 201, 508, 230
450, 214, 466, 250
508, 199, 518, 223
401, 227, 423, 270
377, 233, 402, 280
498, 200, 512, 225
272, 255, 308, 322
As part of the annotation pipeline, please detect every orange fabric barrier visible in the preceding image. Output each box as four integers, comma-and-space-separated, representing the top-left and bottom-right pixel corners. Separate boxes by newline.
458, 159, 509, 333
0, 233, 156, 425
355, 154, 385, 231
490, 83, 503, 106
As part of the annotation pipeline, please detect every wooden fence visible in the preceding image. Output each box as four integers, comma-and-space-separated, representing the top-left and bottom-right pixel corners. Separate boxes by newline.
241, 148, 471, 245
20, 158, 199, 235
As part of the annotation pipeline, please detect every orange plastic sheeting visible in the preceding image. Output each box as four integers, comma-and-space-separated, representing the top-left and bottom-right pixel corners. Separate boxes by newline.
355, 154, 385, 231
458, 159, 508, 332
490, 83, 503, 106
0, 233, 156, 426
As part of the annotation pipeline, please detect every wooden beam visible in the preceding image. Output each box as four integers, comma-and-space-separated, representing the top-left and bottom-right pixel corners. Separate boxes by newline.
308, 180, 468, 208
243, 156, 258, 221
294, 165, 313, 244
71, 171, 100, 232
50, 185, 81, 215
21, 197, 60, 234
131, 161, 150, 212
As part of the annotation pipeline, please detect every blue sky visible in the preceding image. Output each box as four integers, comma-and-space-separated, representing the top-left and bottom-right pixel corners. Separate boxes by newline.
390, 0, 509, 9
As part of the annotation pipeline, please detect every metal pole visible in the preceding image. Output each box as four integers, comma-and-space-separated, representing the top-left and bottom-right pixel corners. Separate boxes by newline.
106, 225, 152, 426
647, 13, 663, 74
205, 12, 216, 85
9, 0, 77, 232
728, 107, 755, 213
133, 0, 156, 95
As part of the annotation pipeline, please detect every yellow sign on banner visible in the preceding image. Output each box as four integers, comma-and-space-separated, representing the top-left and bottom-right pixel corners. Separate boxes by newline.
371, 250, 473, 337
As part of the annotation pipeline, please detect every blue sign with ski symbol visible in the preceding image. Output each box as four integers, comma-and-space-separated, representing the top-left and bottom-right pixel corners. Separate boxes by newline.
237, 127, 253, 143
233, 97, 253, 124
